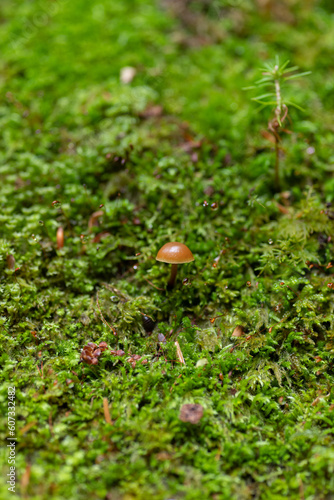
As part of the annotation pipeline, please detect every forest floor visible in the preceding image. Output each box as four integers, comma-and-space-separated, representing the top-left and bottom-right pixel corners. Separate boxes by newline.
1, 1, 334, 499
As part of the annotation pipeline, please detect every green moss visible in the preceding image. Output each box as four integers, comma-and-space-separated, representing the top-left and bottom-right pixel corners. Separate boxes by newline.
1, 1, 334, 499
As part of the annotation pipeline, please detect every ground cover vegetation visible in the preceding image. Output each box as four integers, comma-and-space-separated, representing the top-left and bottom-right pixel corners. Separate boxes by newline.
1, 0, 334, 498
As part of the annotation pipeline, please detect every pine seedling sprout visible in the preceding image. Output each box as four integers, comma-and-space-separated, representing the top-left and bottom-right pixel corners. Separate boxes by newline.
246, 57, 310, 189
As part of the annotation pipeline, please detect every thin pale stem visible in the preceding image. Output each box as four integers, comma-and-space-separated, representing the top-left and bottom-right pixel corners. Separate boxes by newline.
274, 77, 282, 123
275, 138, 280, 189
274, 73, 281, 188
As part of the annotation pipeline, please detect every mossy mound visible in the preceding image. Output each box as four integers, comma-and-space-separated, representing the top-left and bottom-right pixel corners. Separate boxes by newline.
1, 1, 334, 499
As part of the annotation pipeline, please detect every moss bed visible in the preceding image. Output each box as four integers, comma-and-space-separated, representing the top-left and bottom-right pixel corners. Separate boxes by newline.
1, 1, 334, 499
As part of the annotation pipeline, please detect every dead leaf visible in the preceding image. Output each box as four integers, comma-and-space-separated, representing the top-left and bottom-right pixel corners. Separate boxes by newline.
6, 254, 15, 269
261, 129, 276, 144
196, 358, 208, 368
232, 326, 244, 338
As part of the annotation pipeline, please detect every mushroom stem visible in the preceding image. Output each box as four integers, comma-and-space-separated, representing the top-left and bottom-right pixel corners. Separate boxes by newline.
167, 264, 178, 289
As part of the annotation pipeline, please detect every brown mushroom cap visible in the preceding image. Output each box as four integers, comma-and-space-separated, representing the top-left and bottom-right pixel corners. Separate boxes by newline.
156, 242, 194, 264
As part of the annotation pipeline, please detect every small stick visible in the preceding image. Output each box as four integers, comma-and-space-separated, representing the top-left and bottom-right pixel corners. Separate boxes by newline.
19, 421, 37, 435
103, 398, 113, 425
143, 277, 164, 291
102, 282, 129, 302
175, 341, 185, 365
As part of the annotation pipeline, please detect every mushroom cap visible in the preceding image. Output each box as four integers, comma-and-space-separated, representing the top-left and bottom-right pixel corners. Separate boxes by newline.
156, 242, 194, 264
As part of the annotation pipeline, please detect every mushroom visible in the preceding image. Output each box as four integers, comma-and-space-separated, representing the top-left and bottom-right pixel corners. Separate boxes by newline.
156, 242, 194, 289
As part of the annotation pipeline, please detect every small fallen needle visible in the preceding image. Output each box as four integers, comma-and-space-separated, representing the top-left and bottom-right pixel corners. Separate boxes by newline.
19, 421, 37, 435
175, 341, 185, 365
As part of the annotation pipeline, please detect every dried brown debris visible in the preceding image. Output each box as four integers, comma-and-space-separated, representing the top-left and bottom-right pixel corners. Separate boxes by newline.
110, 350, 148, 367
127, 354, 142, 368
7, 254, 16, 269
110, 349, 125, 357
232, 326, 244, 338
179, 403, 203, 424
80, 341, 108, 365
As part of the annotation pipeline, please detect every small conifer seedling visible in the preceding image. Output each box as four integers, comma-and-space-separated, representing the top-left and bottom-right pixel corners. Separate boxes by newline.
246, 57, 310, 189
